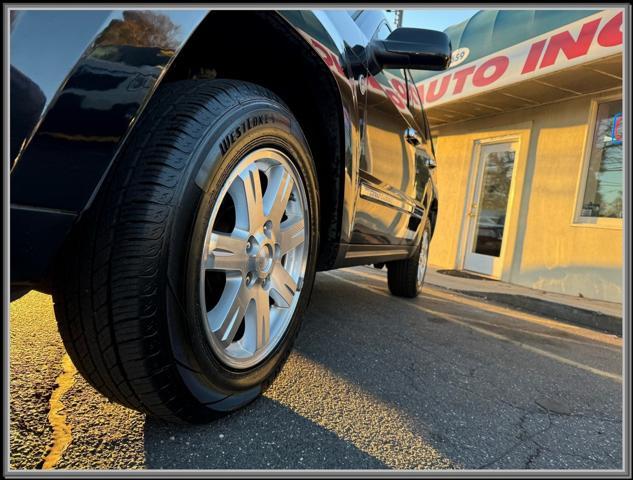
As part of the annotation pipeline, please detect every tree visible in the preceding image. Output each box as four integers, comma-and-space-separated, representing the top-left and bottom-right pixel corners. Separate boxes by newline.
94, 11, 181, 49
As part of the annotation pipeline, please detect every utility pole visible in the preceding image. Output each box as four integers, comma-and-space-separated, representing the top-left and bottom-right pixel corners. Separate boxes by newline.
394, 10, 404, 28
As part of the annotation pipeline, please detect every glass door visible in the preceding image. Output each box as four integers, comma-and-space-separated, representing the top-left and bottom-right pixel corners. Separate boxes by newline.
463, 141, 517, 277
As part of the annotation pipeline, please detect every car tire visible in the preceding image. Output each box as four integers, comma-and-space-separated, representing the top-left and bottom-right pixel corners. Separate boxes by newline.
386, 221, 431, 298
52, 79, 319, 423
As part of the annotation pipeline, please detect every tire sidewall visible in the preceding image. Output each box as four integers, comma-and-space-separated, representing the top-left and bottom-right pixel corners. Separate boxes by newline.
167, 99, 319, 394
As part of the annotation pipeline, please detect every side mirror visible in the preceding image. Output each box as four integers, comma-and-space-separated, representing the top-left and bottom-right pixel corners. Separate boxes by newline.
367, 27, 451, 74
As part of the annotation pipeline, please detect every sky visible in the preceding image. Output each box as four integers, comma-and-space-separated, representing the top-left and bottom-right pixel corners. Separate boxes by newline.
385, 9, 479, 31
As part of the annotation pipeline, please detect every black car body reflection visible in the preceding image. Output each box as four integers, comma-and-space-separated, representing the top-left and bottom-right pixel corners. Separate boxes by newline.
10, 9, 440, 295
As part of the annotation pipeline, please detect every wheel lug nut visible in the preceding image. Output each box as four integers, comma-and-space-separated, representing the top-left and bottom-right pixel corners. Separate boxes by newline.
264, 220, 273, 236
245, 273, 252, 285
246, 236, 256, 254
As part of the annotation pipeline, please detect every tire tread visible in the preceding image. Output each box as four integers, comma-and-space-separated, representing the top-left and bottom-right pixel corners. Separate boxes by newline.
53, 80, 291, 422
386, 222, 431, 298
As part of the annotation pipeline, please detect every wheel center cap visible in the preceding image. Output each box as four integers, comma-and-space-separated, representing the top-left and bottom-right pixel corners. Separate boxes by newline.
255, 243, 274, 277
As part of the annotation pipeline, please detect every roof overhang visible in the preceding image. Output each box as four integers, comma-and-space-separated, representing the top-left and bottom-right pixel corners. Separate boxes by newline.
417, 9, 623, 128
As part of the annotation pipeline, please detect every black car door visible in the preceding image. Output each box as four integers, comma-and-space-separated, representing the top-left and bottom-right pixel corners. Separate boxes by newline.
404, 68, 436, 215
351, 11, 424, 246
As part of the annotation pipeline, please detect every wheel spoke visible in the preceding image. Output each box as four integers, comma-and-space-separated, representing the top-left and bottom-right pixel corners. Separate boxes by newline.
230, 166, 264, 231
253, 287, 270, 350
279, 217, 305, 254
269, 266, 297, 308
264, 165, 294, 225
208, 276, 250, 346
200, 148, 310, 369
205, 230, 249, 272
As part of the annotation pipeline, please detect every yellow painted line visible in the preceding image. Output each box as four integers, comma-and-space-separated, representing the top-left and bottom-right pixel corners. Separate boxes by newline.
346, 267, 622, 348
323, 271, 622, 383
41, 354, 77, 469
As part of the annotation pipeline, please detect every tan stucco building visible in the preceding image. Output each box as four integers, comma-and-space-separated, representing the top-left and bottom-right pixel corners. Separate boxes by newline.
414, 9, 623, 303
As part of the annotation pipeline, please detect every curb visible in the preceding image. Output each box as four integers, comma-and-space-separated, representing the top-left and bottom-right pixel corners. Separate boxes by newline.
427, 283, 622, 337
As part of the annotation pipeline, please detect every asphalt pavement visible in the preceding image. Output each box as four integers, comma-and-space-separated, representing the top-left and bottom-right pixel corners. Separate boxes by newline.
9, 266, 623, 470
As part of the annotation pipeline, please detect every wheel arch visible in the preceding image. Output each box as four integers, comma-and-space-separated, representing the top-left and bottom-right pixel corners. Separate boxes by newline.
159, 10, 347, 270
11, 9, 349, 292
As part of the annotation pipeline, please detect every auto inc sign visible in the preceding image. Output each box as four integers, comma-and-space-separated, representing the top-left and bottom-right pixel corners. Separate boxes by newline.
416, 9, 623, 108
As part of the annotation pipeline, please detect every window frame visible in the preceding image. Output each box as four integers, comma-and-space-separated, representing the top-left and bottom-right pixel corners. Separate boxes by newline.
572, 93, 623, 229
353, 10, 388, 40
373, 19, 392, 41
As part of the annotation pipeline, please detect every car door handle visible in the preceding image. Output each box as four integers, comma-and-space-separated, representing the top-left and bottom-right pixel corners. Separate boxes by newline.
404, 128, 422, 146
424, 156, 437, 169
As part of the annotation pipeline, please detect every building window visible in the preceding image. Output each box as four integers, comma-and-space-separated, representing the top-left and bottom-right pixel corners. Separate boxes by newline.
578, 98, 623, 220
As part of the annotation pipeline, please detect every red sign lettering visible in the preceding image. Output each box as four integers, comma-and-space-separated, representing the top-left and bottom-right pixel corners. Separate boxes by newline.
472, 56, 509, 87
540, 18, 601, 68
452, 66, 476, 94
598, 11, 622, 47
390, 78, 407, 104
426, 76, 451, 102
521, 39, 547, 74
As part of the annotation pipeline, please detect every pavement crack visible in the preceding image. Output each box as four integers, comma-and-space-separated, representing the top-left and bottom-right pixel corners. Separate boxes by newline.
524, 443, 543, 469
39, 353, 77, 469
477, 411, 553, 469
532, 438, 606, 467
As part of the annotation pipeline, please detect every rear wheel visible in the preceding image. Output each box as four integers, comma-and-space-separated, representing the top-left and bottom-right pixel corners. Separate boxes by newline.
386, 221, 431, 298
52, 79, 319, 423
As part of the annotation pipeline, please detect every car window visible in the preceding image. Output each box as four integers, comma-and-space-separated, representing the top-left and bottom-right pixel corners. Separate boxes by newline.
373, 20, 392, 41
355, 10, 387, 40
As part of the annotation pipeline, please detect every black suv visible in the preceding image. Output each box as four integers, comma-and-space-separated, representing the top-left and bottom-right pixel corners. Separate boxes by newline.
10, 10, 450, 422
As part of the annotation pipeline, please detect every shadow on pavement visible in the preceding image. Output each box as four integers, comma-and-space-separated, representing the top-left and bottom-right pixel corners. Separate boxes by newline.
143, 397, 387, 469
143, 270, 622, 470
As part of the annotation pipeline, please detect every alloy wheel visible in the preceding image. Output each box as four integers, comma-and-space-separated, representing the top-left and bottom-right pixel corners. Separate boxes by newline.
200, 148, 309, 369
417, 229, 429, 289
